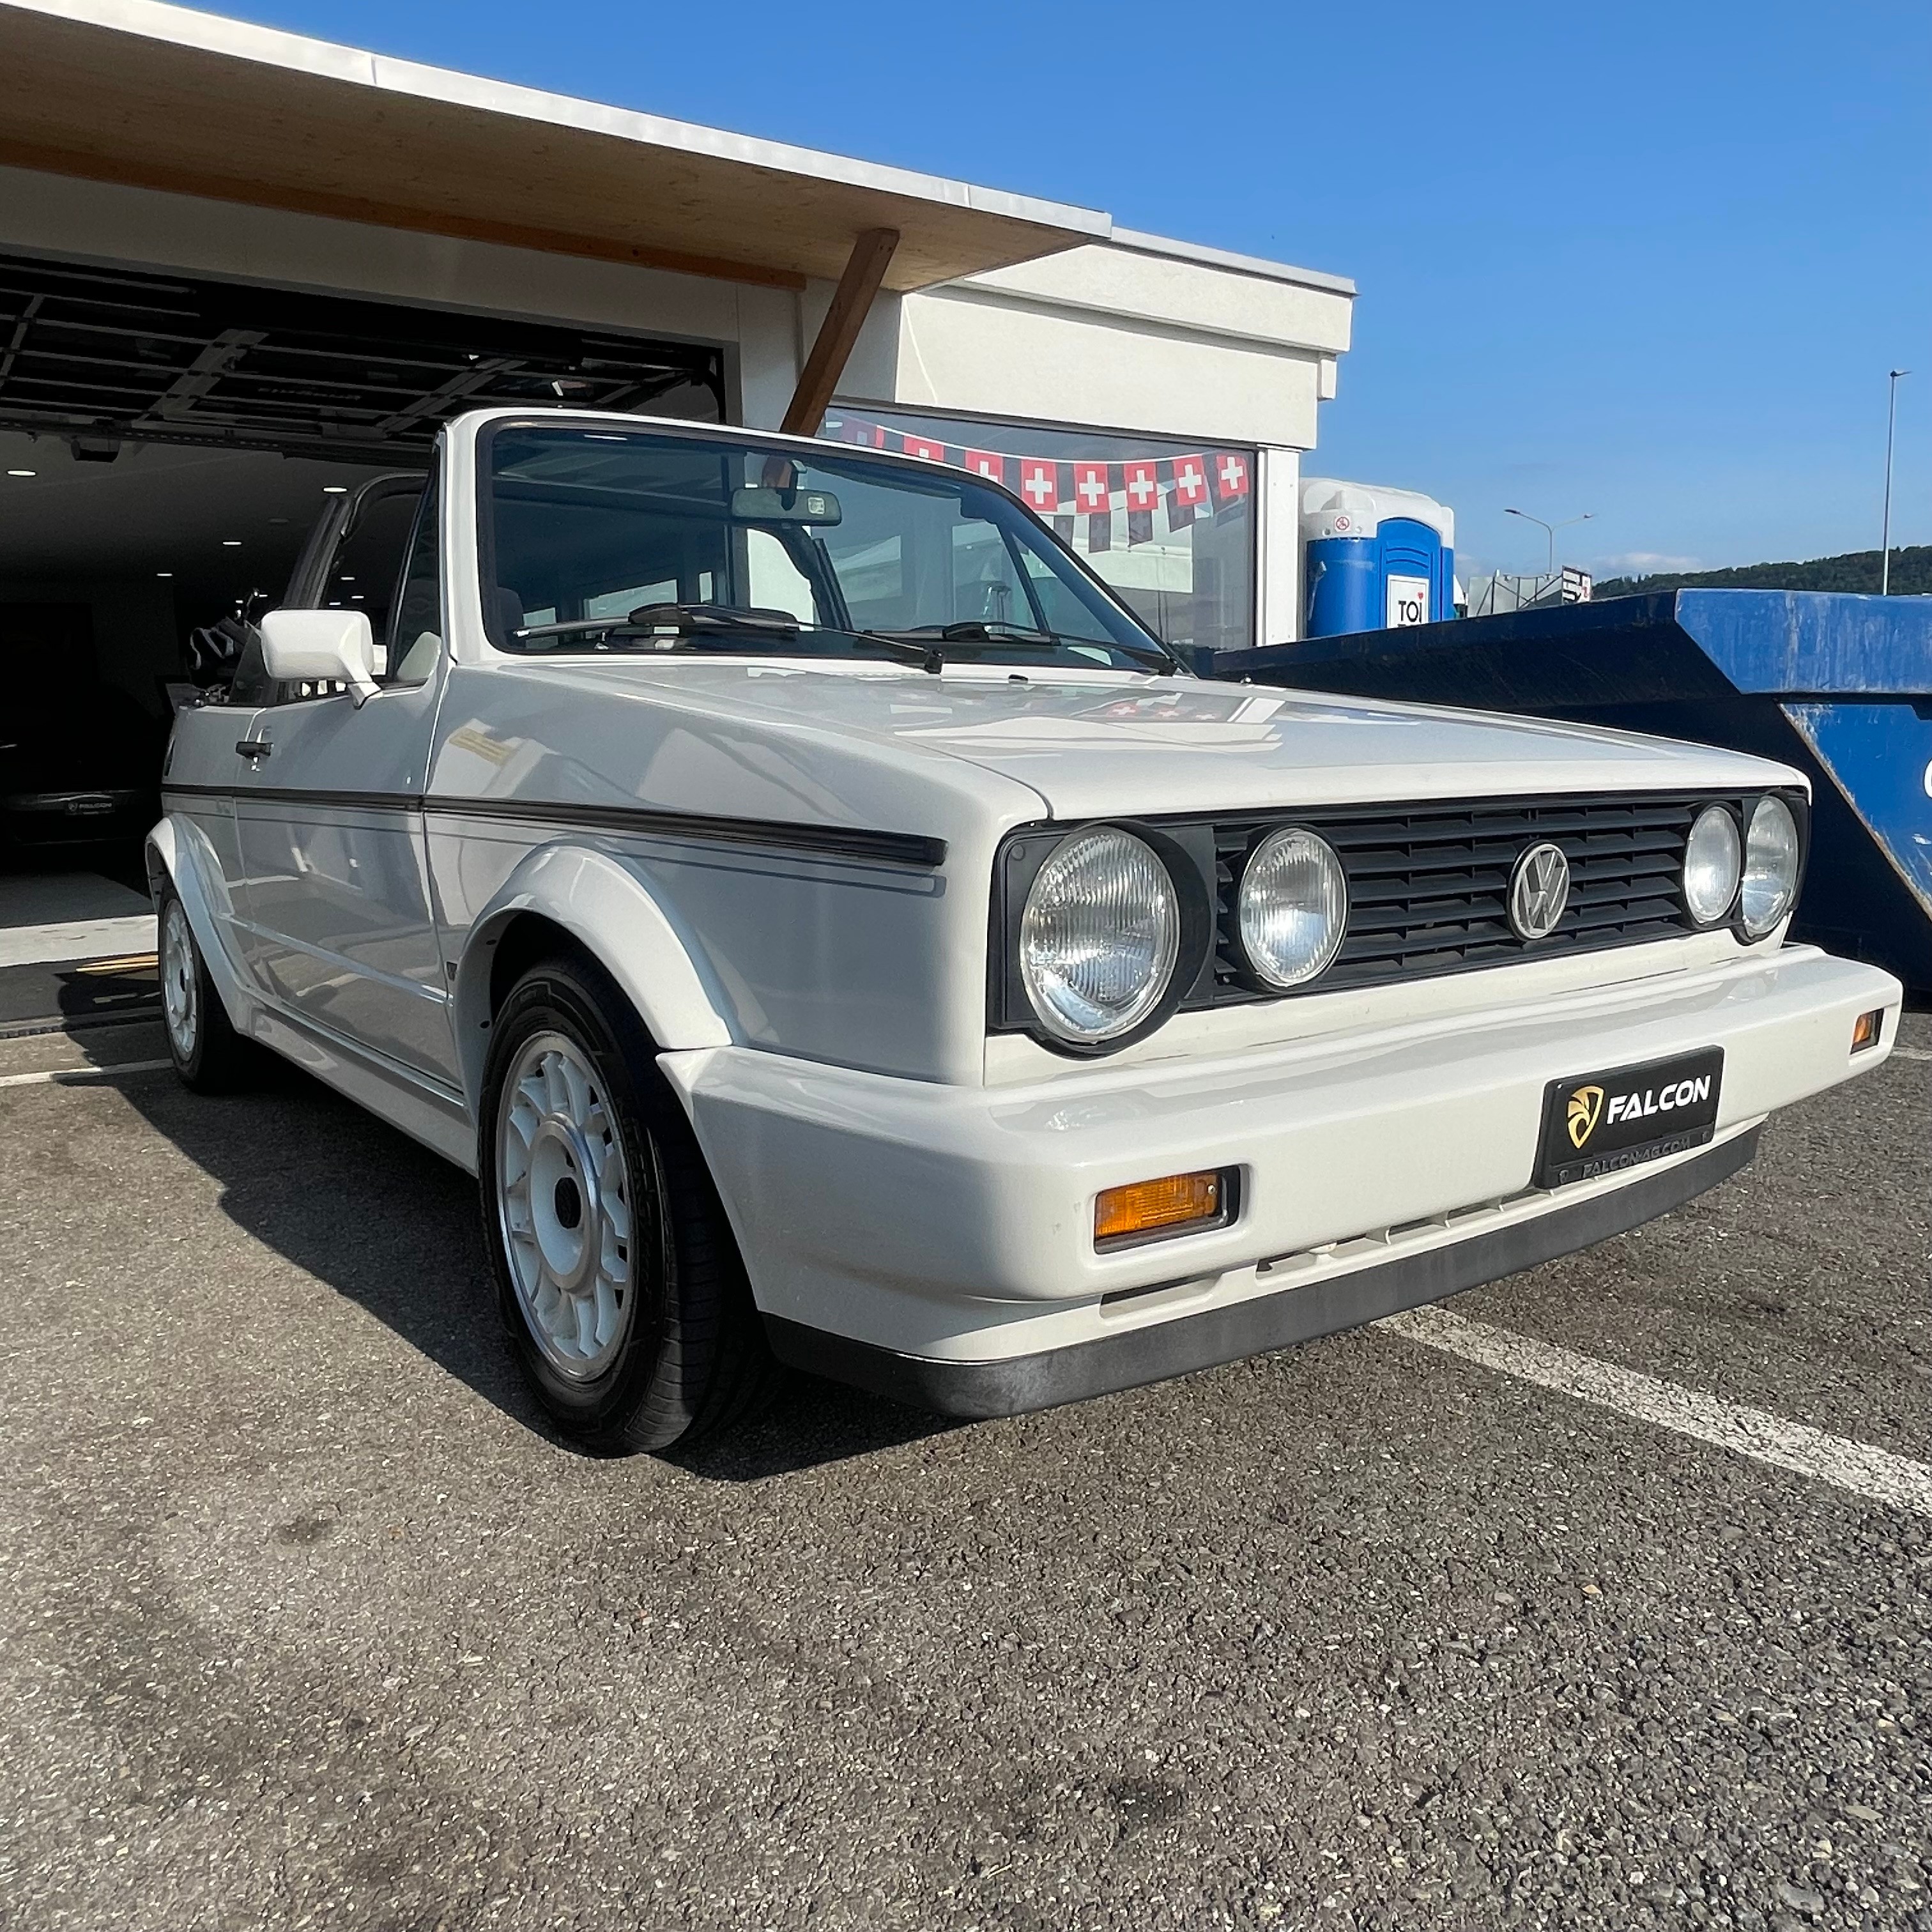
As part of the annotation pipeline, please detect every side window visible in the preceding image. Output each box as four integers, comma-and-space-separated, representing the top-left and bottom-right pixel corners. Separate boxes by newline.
386, 466, 443, 686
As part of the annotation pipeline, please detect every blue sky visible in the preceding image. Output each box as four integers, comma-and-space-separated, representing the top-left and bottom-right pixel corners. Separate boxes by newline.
220, 0, 1932, 581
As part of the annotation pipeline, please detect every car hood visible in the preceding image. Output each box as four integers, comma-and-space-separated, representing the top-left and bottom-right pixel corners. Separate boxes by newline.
494, 660, 1800, 819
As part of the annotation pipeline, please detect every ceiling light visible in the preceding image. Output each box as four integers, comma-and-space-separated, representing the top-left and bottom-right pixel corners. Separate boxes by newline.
6, 468, 33, 477
221, 539, 241, 547
156, 571, 173, 579
322, 484, 348, 495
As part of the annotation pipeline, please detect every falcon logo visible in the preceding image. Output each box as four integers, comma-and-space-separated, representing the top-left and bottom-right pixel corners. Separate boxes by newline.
1567, 1084, 1606, 1149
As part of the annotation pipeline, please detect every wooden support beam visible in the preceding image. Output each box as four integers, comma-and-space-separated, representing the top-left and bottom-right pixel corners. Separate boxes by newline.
779, 227, 900, 437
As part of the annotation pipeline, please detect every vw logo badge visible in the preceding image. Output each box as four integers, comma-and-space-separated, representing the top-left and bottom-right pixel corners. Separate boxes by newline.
1508, 841, 1572, 940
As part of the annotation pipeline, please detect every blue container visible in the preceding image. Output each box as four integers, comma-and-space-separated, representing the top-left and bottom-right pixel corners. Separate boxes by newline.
1208, 589, 1932, 988
1301, 482, 1456, 639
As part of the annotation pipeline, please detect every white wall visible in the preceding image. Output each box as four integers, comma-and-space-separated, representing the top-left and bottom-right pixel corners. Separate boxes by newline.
829, 241, 1351, 452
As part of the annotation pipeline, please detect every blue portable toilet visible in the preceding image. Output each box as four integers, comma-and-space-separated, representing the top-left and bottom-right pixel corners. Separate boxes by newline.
1301, 479, 1456, 639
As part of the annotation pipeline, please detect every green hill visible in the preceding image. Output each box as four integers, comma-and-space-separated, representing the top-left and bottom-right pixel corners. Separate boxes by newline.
1594, 545, 1932, 601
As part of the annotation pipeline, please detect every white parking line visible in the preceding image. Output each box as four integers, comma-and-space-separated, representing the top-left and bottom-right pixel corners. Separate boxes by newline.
1891, 1046, 1931, 1062
1379, 1305, 1932, 1519
0, 1061, 172, 1090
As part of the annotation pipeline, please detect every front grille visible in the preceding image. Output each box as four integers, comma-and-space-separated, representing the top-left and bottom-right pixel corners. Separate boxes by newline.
1197, 790, 1749, 1007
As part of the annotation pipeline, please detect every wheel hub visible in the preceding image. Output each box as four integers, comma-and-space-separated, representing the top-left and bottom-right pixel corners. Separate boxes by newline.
494, 1031, 635, 1382
160, 900, 197, 1059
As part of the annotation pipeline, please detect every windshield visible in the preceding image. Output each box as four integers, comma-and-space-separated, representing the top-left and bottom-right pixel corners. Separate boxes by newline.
479, 422, 1175, 672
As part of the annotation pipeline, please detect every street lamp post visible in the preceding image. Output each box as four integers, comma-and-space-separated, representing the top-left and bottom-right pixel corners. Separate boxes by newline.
1503, 507, 1595, 578
1881, 368, 1909, 596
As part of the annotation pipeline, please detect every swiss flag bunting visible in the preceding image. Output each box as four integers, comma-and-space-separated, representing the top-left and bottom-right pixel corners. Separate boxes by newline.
1123, 461, 1158, 546
1071, 462, 1111, 514
809, 415, 1255, 549
1073, 462, 1114, 553
1170, 453, 1210, 509
1208, 450, 1250, 515
1018, 457, 1059, 512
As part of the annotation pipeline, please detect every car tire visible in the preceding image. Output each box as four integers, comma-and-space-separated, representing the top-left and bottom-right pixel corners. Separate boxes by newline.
479, 951, 779, 1453
157, 884, 257, 1093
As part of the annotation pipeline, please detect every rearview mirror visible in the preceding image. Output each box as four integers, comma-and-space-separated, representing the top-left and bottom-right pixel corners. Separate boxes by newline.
259, 608, 379, 705
730, 484, 842, 526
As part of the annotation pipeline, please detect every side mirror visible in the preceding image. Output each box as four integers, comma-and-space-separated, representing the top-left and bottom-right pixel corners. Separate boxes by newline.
259, 608, 379, 705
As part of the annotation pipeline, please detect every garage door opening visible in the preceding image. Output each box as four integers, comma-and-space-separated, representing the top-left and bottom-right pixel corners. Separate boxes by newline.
0, 247, 723, 1011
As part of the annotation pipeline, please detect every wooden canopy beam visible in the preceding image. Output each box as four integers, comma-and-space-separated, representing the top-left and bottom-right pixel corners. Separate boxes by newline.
780, 228, 900, 437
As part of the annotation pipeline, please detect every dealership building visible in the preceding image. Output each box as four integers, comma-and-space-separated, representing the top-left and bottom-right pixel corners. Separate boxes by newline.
0, 0, 1354, 954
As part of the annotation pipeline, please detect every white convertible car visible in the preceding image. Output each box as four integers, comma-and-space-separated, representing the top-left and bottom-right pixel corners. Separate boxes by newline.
150, 408, 1901, 1451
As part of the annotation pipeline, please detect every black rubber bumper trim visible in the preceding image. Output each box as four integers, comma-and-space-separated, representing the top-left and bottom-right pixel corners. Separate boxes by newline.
763, 1128, 1761, 1420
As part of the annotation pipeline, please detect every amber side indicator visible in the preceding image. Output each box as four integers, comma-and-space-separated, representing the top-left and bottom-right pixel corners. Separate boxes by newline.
1851, 1008, 1885, 1053
1095, 1169, 1232, 1247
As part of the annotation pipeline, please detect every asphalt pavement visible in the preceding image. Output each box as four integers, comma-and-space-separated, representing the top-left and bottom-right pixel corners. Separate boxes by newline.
1, 1012, 1927, 1931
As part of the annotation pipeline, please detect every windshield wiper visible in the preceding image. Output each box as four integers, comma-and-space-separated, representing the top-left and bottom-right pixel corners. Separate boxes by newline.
513, 602, 943, 673
514, 602, 802, 643
878, 620, 1178, 674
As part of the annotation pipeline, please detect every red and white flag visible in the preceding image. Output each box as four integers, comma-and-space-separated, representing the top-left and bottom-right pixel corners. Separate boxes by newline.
1171, 454, 1209, 509
901, 434, 948, 463
1123, 460, 1158, 546
1072, 462, 1112, 513
962, 450, 1009, 486
1209, 450, 1250, 509
1018, 458, 1059, 512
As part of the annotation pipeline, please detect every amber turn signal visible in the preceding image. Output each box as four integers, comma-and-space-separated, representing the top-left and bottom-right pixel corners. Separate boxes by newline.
1094, 1169, 1232, 1247
1851, 1008, 1885, 1053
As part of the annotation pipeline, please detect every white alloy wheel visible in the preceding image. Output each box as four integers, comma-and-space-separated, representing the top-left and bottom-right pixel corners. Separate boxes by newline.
160, 895, 199, 1061
495, 1030, 636, 1381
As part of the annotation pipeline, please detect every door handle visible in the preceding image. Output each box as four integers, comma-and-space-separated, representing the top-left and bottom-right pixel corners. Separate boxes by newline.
235, 738, 273, 760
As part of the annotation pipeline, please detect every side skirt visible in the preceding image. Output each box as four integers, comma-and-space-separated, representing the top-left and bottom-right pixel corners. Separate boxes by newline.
252, 1004, 477, 1174
765, 1130, 1760, 1420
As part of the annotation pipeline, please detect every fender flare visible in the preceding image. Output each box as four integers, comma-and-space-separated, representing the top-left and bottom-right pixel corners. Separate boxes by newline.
144, 812, 258, 1034
450, 841, 732, 1108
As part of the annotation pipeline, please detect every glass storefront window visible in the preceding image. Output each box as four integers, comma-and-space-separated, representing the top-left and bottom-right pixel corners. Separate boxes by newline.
823, 405, 1257, 655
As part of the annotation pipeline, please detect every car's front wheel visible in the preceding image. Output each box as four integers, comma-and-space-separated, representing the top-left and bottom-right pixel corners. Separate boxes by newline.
479, 953, 776, 1452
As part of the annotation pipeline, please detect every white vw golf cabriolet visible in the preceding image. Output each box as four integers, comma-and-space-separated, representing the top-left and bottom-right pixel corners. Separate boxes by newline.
150, 409, 1901, 1451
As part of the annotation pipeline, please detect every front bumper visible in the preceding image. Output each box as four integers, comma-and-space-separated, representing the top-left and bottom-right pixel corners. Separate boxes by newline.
661, 944, 1899, 1412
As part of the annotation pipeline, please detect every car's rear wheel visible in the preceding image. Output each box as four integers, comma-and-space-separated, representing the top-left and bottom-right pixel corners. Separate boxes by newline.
157, 885, 256, 1092
479, 953, 777, 1452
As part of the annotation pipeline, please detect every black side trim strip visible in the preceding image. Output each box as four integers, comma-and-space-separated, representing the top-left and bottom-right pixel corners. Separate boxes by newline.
427, 795, 947, 868
168, 784, 424, 814
763, 1130, 1759, 1420
160, 786, 945, 868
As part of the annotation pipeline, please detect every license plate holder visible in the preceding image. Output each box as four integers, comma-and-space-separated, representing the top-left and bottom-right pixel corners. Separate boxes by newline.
1534, 1046, 1724, 1189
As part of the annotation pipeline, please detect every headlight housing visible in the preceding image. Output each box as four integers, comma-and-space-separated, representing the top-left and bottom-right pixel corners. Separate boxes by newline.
1237, 827, 1349, 988
1740, 795, 1800, 936
1018, 826, 1181, 1044
1682, 803, 1742, 926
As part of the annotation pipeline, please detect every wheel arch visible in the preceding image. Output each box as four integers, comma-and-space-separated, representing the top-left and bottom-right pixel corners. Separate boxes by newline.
451, 843, 732, 1112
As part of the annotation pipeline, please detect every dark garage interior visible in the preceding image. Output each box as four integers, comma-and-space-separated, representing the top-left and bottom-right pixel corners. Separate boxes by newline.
0, 246, 723, 962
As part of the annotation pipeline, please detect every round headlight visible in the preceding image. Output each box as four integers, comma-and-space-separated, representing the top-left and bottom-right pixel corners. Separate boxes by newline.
1020, 827, 1180, 1043
1683, 804, 1742, 926
1238, 827, 1349, 989
1741, 795, 1800, 936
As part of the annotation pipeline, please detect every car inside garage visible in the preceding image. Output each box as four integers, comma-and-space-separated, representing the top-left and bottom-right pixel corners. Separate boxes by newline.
0, 245, 724, 1012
